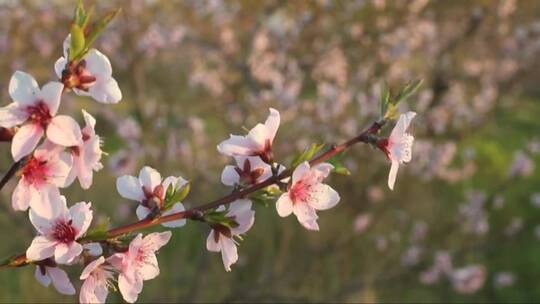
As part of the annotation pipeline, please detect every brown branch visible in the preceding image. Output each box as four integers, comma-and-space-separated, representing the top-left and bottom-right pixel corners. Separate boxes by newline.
0, 119, 385, 269
0, 158, 24, 191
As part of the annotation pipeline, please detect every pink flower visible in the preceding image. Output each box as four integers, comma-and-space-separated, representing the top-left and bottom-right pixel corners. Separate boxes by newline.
26, 196, 93, 264
66, 110, 104, 189
12, 141, 72, 214
108, 231, 171, 303
221, 156, 273, 186
55, 35, 122, 104
79, 256, 115, 304
116, 166, 187, 228
206, 199, 255, 271
35, 263, 75, 295
378, 111, 416, 190
275, 162, 340, 231
0, 71, 82, 161
451, 265, 486, 294
217, 108, 280, 163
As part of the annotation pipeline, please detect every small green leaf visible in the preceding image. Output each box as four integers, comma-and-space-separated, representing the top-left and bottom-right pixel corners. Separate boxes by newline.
327, 153, 352, 176
82, 218, 110, 241
69, 24, 85, 61
164, 182, 190, 210
291, 143, 325, 168
74, 0, 86, 26
84, 8, 121, 53
395, 79, 423, 105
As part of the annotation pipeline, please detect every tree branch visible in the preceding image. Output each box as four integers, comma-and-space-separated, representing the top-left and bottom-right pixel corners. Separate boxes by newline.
0, 119, 385, 269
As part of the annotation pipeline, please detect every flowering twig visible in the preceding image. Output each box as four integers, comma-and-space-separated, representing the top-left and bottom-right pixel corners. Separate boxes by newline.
0, 119, 385, 269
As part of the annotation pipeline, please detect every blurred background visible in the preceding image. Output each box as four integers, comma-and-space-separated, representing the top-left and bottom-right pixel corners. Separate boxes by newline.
0, 0, 540, 302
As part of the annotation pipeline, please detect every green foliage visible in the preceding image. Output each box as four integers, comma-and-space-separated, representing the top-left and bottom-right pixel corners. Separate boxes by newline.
164, 182, 190, 210
250, 187, 281, 207
380, 79, 423, 120
204, 210, 239, 229
291, 143, 325, 168
83, 218, 110, 241
328, 153, 352, 176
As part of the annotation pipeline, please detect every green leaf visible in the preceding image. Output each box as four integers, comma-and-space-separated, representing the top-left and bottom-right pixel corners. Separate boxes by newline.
69, 24, 85, 61
379, 83, 390, 117
74, 0, 86, 26
203, 210, 238, 228
83, 8, 121, 53
291, 143, 325, 168
164, 182, 190, 210
327, 153, 352, 176
395, 79, 423, 105
82, 218, 110, 241
250, 188, 280, 207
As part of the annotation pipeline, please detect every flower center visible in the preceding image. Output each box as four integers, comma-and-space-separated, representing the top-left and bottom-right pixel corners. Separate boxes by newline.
234, 159, 264, 185
61, 60, 96, 91
26, 102, 52, 128
52, 220, 77, 243
21, 157, 49, 185
289, 180, 312, 203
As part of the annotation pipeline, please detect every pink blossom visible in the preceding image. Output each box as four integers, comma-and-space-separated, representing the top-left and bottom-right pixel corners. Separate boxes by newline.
379, 111, 416, 190
116, 166, 187, 228
206, 199, 255, 271
26, 196, 92, 264
12, 141, 72, 214
0, 71, 82, 161
451, 265, 486, 294
66, 110, 104, 189
79, 256, 115, 304
221, 156, 274, 186
55, 35, 122, 104
276, 162, 340, 231
217, 108, 280, 163
35, 263, 75, 295
108, 231, 171, 303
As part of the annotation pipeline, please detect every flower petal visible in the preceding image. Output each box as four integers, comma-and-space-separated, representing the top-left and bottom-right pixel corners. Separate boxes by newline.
291, 161, 310, 184
88, 78, 122, 104
116, 175, 144, 201
264, 108, 280, 142
47, 266, 76, 295
83, 243, 103, 257
70, 202, 93, 238
0, 102, 28, 128
39, 82, 63, 116
293, 203, 319, 231
35, 266, 51, 287
135, 205, 151, 221
390, 111, 416, 139
80, 256, 105, 280
276, 193, 293, 217
118, 273, 143, 303
54, 57, 67, 79
9, 71, 39, 105
220, 165, 239, 186
11, 123, 44, 161
12, 180, 30, 211
26, 236, 56, 261
306, 183, 340, 211
206, 231, 221, 252
47, 115, 83, 147
217, 135, 254, 157
388, 160, 399, 191
220, 237, 238, 272
54, 242, 83, 264
142, 231, 172, 252
84, 49, 113, 78
138, 166, 162, 192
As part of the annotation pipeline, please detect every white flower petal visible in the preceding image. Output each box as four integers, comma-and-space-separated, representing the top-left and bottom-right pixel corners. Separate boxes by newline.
88, 78, 122, 104
388, 160, 399, 191
138, 166, 162, 192
135, 205, 151, 221
80, 256, 105, 280
306, 183, 340, 211
35, 266, 51, 287
47, 115, 83, 147
11, 123, 44, 161
276, 193, 294, 217
54, 242, 83, 264
293, 203, 319, 231
26, 236, 56, 261
12, 180, 30, 211
390, 111, 416, 139
54, 57, 67, 79
9, 71, 39, 105
217, 135, 254, 157
206, 231, 221, 252
84, 49, 113, 78
69, 202, 93, 238
139, 254, 159, 280
291, 161, 310, 184
264, 108, 280, 142
0, 102, 28, 128
47, 266, 76, 295
220, 237, 238, 272
39, 82, 63, 116
220, 165, 239, 186
83, 243, 103, 257
116, 175, 145, 201
142, 231, 172, 252
118, 273, 142, 303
